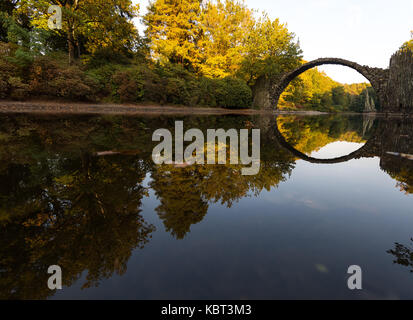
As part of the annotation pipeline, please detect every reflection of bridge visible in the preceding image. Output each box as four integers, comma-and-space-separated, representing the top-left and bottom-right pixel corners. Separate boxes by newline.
273, 116, 381, 164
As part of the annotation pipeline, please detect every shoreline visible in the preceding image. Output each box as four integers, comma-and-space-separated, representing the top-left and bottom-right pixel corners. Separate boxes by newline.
0, 100, 409, 117
0, 100, 324, 115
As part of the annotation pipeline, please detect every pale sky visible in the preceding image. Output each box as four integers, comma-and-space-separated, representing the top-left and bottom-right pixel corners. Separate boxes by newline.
133, 0, 413, 84
310, 142, 364, 158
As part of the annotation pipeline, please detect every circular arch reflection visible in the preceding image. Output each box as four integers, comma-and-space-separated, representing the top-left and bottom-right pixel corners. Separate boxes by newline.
273, 116, 377, 164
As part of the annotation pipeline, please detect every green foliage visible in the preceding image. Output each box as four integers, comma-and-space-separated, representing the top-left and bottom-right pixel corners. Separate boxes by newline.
0, 1, 18, 42
86, 63, 124, 98
17, 0, 140, 64
215, 77, 252, 109
154, 63, 196, 105
83, 48, 132, 69
111, 67, 145, 103
142, 63, 252, 108
279, 63, 378, 112
0, 59, 14, 99
7, 76, 30, 100
239, 14, 302, 85
28, 56, 98, 101
0, 0, 379, 112
349, 87, 380, 112
331, 86, 348, 106
0, 44, 32, 100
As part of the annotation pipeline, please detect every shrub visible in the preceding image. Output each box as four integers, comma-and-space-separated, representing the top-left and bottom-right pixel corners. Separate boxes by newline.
8, 77, 30, 100
0, 50, 253, 108
0, 56, 30, 100
197, 77, 218, 107
141, 63, 198, 105
142, 67, 166, 103
221, 77, 252, 109
142, 63, 252, 108
206, 77, 252, 109
84, 48, 131, 69
0, 60, 13, 99
29, 56, 98, 101
150, 63, 193, 105
111, 67, 145, 103
86, 63, 123, 98
49, 68, 98, 101
0, 79, 10, 99
29, 56, 61, 96
164, 77, 190, 105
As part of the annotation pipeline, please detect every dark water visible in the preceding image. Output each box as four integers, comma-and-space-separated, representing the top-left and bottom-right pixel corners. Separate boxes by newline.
0, 112, 412, 300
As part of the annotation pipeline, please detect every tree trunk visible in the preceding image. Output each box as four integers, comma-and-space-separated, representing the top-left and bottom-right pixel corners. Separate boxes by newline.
68, 28, 75, 65
77, 39, 81, 59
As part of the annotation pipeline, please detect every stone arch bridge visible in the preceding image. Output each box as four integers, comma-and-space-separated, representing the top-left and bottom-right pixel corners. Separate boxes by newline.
253, 57, 390, 111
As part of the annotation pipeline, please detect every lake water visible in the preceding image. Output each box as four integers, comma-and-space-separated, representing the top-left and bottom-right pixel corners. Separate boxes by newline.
0, 112, 412, 300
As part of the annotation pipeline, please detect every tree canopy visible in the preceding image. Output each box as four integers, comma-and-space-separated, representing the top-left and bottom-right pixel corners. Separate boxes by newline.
0, 0, 385, 111
15, 0, 139, 64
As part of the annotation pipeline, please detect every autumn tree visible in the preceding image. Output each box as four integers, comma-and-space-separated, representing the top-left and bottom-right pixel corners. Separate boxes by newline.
144, 0, 204, 71
401, 31, 413, 52
199, 0, 254, 78
17, 0, 139, 64
239, 14, 302, 85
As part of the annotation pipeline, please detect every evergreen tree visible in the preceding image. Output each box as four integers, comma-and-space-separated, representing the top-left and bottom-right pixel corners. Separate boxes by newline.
0, 1, 19, 42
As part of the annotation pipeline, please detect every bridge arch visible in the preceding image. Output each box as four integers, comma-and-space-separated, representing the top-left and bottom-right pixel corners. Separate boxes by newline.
271, 58, 385, 109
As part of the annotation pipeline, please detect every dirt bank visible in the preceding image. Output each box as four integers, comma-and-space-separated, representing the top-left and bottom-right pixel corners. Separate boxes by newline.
0, 100, 328, 116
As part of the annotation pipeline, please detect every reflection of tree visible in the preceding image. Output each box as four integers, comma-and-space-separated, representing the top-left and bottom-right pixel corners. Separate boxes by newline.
377, 118, 413, 195
3, 112, 413, 299
395, 173, 413, 194
147, 118, 297, 240
276, 115, 368, 155
150, 166, 209, 240
0, 153, 154, 299
387, 239, 413, 273
383, 159, 413, 195
150, 160, 294, 239
276, 115, 413, 196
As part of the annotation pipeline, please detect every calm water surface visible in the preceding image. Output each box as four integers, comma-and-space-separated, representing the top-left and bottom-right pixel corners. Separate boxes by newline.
0, 113, 412, 299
